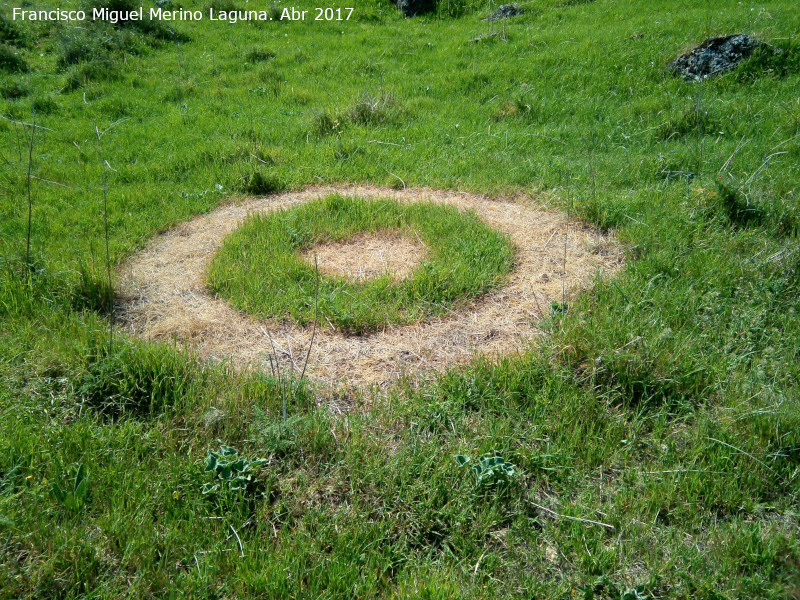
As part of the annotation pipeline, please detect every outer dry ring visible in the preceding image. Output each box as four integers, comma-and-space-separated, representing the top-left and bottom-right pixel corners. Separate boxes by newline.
117, 186, 625, 389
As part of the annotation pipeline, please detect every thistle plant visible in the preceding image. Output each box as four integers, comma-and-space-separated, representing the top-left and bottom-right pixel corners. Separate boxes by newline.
455, 454, 517, 488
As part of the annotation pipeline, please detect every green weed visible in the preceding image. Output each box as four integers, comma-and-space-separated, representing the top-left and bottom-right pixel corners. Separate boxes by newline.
50, 464, 90, 512
455, 454, 517, 488
201, 444, 267, 497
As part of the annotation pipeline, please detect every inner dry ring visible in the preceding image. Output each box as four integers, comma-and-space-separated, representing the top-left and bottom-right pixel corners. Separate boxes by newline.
301, 231, 428, 283
206, 195, 516, 334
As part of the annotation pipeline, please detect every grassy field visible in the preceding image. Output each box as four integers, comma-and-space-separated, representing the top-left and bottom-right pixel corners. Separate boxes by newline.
1, 0, 800, 597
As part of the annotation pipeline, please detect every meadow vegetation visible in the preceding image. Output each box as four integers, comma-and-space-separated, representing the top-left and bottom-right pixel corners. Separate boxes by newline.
1, 0, 799, 597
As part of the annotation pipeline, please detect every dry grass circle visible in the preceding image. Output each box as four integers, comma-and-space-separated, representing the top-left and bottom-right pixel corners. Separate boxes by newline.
302, 232, 427, 284
117, 186, 625, 389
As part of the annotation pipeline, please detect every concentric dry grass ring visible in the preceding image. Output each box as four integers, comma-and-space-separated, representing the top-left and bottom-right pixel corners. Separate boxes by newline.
116, 186, 625, 388
207, 194, 516, 335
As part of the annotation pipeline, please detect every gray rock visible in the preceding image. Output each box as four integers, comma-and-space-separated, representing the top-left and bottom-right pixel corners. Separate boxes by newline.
483, 4, 523, 21
669, 34, 761, 80
396, 0, 435, 17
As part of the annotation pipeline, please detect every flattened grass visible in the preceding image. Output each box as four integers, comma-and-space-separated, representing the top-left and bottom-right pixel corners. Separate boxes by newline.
208, 194, 515, 334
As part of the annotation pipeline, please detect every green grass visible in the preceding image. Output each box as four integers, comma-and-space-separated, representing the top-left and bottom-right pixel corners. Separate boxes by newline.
1, 0, 800, 597
208, 194, 514, 333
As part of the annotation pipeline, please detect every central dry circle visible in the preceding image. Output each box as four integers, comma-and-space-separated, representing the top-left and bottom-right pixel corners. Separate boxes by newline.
301, 231, 428, 283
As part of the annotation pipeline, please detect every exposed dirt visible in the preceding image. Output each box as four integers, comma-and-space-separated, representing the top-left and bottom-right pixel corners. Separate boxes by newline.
301, 231, 428, 283
116, 186, 625, 389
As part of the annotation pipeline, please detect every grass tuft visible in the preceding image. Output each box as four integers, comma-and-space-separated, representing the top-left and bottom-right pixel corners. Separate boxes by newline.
0, 78, 29, 100
658, 103, 723, 141
77, 340, 206, 418
246, 47, 277, 63
56, 25, 140, 68
0, 13, 29, 47
71, 260, 114, 315
85, 0, 184, 40
736, 39, 800, 80
715, 180, 766, 229
311, 92, 404, 136
347, 92, 401, 126
0, 44, 27, 73
241, 170, 286, 195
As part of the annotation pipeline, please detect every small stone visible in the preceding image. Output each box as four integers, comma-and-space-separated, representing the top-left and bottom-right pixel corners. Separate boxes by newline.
395, 0, 435, 17
483, 4, 523, 21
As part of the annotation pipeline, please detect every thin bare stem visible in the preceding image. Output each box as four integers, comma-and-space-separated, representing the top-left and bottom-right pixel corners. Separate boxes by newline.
94, 122, 113, 350
695, 81, 704, 176
532, 290, 544, 317
300, 254, 320, 381
529, 501, 616, 532
14, 116, 23, 163
643, 469, 728, 475
0, 531, 12, 562
742, 151, 788, 188
25, 109, 35, 266
0, 114, 55, 132
707, 437, 775, 473
541, 230, 557, 251
719, 136, 748, 173
589, 130, 596, 204
561, 231, 567, 309
261, 325, 288, 422
176, 41, 184, 111
229, 524, 244, 558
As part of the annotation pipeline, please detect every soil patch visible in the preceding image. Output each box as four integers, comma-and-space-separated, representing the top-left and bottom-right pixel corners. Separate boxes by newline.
301, 232, 428, 283
116, 186, 625, 389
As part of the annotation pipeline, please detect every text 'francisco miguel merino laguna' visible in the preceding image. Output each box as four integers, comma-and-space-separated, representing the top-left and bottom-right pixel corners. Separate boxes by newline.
12, 6, 354, 23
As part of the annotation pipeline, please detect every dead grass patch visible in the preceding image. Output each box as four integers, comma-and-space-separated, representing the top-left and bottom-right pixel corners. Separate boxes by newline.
301, 231, 428, 284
